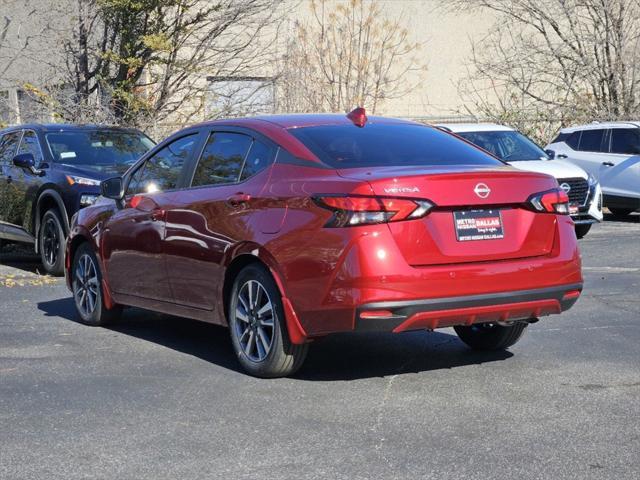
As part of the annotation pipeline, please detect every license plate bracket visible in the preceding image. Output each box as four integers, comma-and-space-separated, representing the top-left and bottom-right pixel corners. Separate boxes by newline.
453, 209, 504, 242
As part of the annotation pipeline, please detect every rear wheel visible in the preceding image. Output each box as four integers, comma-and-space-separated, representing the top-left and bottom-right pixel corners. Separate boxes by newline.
574, 224, 592, 239
454, 322, 528, 350
228, 264, 308, 378
609, 207, 634, 217
39, 209, 65, 276
72, 243, 121, 326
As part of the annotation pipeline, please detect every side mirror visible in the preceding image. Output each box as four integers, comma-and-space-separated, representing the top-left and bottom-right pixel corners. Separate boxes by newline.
544, 149, 555, 159
101, 176, 124, 200
13, 153, 44, 176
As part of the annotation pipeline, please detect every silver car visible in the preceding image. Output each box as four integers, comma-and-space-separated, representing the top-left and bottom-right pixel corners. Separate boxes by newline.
546, 122, 640, 217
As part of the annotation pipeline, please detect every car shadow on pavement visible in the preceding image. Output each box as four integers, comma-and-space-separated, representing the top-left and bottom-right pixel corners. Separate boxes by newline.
37, 297, 243, 374
38, 297, 513, 381
295, 331, 513, 381
603, 212, 639, 223
0, 245, 44, 276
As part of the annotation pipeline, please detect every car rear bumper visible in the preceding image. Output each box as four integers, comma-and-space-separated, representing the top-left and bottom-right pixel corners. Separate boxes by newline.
354, 283, 582, 333
279, 215, 583, 338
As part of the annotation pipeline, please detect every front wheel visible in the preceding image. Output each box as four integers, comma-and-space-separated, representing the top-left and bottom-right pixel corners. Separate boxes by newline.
228, 264, 308, 378
72, 243, 121, 326
454, 322, 528, 351
574, 223, 592, 239
39, 209, 65, 276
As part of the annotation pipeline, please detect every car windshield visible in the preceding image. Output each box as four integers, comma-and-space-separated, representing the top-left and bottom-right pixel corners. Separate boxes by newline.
289, 124, 504, 168
455, 130, 549, 162
45, 130, 155, 172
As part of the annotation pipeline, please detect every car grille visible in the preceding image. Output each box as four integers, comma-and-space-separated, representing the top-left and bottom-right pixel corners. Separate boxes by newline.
558, 177, 589, 206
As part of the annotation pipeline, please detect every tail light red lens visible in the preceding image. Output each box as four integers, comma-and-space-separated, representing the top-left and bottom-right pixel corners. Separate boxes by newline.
528, 188, 570, 215
313, 195, 434, 227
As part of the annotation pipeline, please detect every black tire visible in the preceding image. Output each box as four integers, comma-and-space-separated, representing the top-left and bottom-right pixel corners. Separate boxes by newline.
454, 322, 528, 351
71, 242, 121, 326
609, 207, 634, 217
228, 263, 308, 378
39, 209, 66, 276
574, 223, 592, 239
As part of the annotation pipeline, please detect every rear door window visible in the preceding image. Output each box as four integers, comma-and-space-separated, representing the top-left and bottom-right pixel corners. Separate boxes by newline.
610, 128, 640, 154
577, 129, 606, 152
290, 124, 503, 168
191, 132, 253, 187
240, 140, 276, 181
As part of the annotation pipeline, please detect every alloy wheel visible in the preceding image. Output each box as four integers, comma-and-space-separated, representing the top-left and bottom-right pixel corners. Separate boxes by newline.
73, 253, 99, 317
234, 279, 275, 362
42, 217, 60, 267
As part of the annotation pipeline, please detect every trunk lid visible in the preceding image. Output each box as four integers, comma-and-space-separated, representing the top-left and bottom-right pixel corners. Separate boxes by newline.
338, 166, 560, 266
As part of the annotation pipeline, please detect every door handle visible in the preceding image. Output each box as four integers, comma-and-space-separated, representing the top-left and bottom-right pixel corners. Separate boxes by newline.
226, 192, 251, 207
150, 209, 165, 221
557, 154, 568, 159
602, 161, 615, 167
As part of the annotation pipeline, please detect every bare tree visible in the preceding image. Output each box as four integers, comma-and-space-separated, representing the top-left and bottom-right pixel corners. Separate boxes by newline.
453, 0, 640, 135
10, 0, 286, 131
0, 1, 58, 124
277, 0, 426, 114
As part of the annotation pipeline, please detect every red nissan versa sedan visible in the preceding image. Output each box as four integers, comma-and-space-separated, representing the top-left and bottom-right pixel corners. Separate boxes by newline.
65, 110, 583, 377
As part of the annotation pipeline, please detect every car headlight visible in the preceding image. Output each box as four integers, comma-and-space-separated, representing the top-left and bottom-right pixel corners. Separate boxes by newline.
587, 173, 598, 186
66, 175, 101, 186
79, 194, 99, 207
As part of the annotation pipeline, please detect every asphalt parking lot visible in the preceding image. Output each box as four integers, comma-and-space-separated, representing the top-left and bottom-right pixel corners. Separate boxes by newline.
1, 214, 639, 480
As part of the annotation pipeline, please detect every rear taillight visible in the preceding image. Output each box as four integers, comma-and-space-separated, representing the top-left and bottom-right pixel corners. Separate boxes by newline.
528, 188, 570, 215
313, 195, 434, 227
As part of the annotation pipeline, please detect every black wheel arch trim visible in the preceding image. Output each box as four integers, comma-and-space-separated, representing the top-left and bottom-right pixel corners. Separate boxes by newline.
34, 189, 70, 252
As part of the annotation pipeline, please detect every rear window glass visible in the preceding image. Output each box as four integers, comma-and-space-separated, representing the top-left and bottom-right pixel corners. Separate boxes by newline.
289, 124, 503, 168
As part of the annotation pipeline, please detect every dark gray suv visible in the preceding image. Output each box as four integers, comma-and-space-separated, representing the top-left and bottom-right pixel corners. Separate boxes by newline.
0, 124, 153, 275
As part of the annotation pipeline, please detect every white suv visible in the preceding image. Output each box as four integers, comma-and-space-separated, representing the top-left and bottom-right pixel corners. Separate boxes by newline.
545, 122, 640, 217
438, 123, 603, 238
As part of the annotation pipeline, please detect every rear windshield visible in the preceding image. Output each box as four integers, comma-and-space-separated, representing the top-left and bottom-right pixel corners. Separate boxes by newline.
455, 130, 549, 162
289, 124, 503, 168
45, 130, 155, 172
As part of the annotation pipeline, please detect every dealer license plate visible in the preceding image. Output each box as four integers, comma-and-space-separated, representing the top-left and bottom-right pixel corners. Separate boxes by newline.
453, 209, 504, 242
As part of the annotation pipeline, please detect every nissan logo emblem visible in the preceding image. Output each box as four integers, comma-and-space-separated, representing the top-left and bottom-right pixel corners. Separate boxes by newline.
474, 183, 491, 199
560, 182, 571, 194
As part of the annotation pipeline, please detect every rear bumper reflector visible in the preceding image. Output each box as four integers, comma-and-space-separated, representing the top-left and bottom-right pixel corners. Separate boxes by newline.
562, 289, 581, 301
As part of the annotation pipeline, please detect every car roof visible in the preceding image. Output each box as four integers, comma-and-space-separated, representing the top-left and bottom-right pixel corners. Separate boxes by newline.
192, 113, 418, 130
435, 123, 515, 133
184, 114, 429, 166
559, 121, 640, 133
